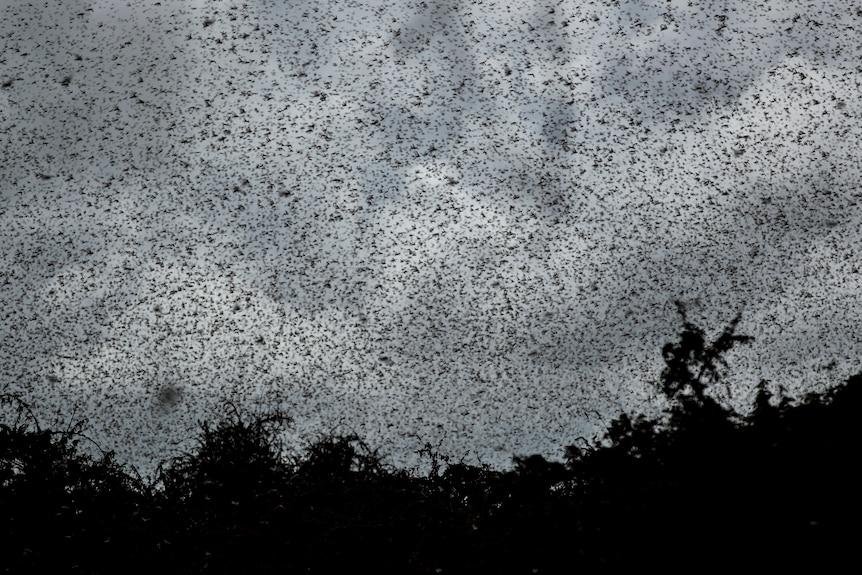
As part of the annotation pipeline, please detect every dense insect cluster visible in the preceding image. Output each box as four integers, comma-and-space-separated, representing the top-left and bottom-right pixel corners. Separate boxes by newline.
1, 0, 859, 478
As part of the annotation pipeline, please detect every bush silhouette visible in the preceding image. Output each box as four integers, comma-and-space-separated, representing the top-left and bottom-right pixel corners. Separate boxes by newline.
0, 394, 148, 572
564, 312, 861, 569
2, 312, 860, 572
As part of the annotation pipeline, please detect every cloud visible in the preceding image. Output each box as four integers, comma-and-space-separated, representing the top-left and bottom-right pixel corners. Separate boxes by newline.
1, 0, 861, 476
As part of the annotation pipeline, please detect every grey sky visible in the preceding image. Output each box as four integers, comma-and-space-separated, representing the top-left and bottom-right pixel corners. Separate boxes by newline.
1, 0, 860, 477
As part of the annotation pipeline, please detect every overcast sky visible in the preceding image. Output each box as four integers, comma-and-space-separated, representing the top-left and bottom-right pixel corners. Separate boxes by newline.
1, 0, 860, 477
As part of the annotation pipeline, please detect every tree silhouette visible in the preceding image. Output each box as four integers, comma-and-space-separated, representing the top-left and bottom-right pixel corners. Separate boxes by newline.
661, 303, 754, 408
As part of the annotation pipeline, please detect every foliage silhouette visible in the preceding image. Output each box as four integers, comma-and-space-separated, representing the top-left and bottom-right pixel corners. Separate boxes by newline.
0, 394, 150, 573
2, 314, 860, 572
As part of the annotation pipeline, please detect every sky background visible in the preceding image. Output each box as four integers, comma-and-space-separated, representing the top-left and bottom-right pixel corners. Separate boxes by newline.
1, 0, 860, 478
